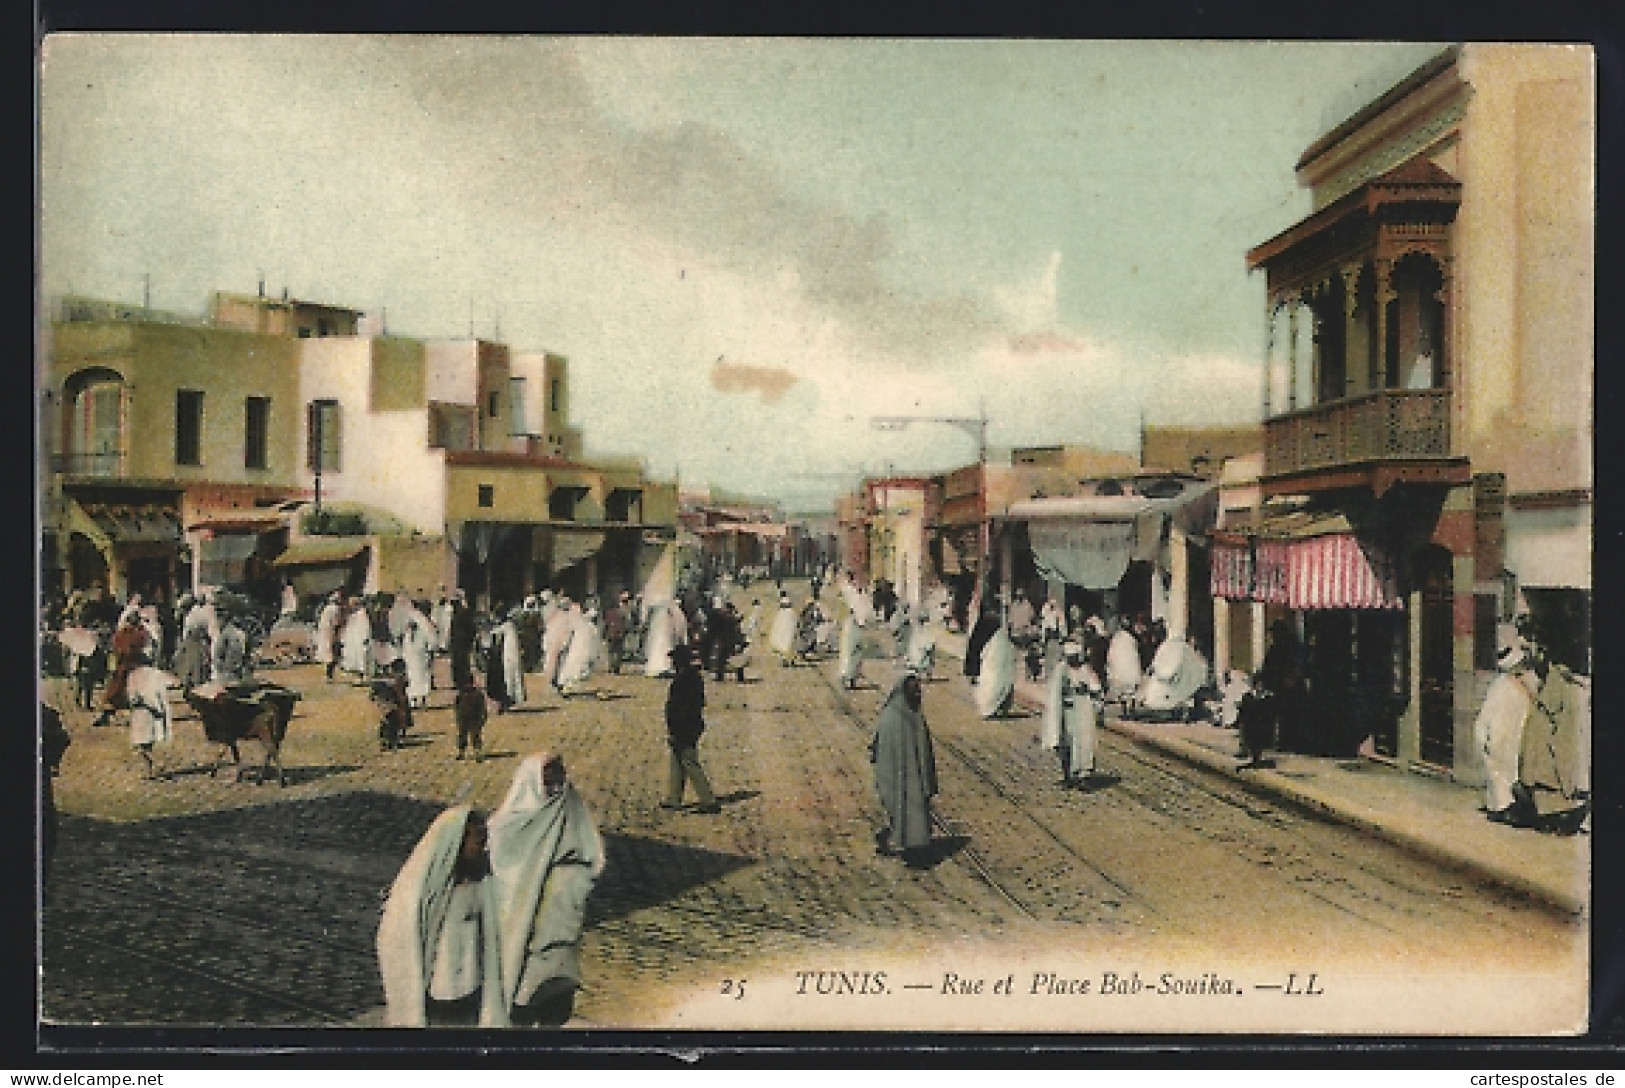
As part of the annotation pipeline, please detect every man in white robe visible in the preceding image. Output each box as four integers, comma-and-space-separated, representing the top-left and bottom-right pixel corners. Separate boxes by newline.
642, 600, 677, 678
341, 602, 373, 677
126, 662, 175, 780
1473, 628, 1540, 822
430, 588, 452, 655
487, 754, 604, 1027
377, 807, 508, 1027
496, 609, 527, 709
401, 616, 434, 708
315, 593, 343, 680
973, 624, 1017, 719
1041, 642, 1102, 787
768, 591, 798, 666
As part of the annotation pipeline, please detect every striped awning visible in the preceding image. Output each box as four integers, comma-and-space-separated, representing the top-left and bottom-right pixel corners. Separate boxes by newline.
1210, 543, 1254, 600
1212, 533, 1400, 610
1286, 533, 1402, 610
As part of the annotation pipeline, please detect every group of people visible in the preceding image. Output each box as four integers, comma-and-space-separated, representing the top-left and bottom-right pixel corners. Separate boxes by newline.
378, 752, 604, 1027
47, 585, 267, 779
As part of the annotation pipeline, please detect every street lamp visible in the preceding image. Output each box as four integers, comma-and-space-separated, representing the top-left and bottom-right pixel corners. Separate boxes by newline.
869, 405, 993, 617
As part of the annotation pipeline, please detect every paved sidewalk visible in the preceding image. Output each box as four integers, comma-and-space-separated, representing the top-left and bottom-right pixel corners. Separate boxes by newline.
933, 629, 1588, 915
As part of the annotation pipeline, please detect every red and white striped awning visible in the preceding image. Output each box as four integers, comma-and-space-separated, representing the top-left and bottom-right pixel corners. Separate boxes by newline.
1285, 532, 1401, 610
1210, 543, 1254, 600
1210, 521, 1401, 610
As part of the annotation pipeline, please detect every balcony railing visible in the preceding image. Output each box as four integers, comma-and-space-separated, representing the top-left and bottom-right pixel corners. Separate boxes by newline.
1264, 389, 1451, 478
52, 452, 127, 478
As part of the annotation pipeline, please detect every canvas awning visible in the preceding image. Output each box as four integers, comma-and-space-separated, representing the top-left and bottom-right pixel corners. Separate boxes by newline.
199, 533, 262, 562
553, 530, 606, 570
271, 538, 369, 567
68, 499, 181, 546
1008, 483, 1217, 590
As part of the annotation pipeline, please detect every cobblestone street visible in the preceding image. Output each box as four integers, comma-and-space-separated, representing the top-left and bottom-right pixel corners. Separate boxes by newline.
40, 588, 1585, 1033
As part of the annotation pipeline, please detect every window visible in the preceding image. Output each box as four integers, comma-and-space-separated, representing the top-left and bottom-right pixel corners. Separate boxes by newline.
550, 378, 561, 413
509, 377, 527, 436
244, 396, 270, 470
478, 484, 495, 508
307, 400, 342, 472
175, 390, 204, 466
488, 391, 500, 419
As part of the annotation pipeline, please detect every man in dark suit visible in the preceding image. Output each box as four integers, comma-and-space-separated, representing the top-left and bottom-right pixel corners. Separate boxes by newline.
662, 645, 721, 814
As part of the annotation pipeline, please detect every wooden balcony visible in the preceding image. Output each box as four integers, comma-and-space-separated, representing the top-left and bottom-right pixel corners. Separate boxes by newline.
1264, 389, 1464, 494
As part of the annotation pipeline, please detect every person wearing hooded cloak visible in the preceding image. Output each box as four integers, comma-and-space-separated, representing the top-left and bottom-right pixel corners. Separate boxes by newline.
1105, 618, 1143, 704
871, 673, 937, 866
642, 599, 677, 678
377, 807, 508, 1028
837, 609, 867, 690
973, 624, 1017, 719
487, 753, 605, 1027
540, 598, 575, 693
557, 603, 602, 695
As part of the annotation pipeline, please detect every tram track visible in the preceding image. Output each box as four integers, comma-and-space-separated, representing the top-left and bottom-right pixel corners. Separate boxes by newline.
813, 649, 1499, 941
814, 660, 1167, 925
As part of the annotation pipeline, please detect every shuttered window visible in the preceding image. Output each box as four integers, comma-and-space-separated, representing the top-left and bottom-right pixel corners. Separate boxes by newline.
307, 399, 341, 472
245, 396, 270, 470
175, 390, 204, 466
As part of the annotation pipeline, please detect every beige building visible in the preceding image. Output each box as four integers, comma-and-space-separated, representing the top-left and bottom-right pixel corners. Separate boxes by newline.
41, 293, 344, 601
1233, 44, 1592, 777
41, 290, 678, 611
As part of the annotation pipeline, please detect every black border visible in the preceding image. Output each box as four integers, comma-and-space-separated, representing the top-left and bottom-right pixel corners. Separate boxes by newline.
24, 0, 1625, 1069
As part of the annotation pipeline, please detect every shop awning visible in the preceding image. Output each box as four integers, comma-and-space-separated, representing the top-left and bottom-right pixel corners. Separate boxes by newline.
199, 533, 262, 562
70, 500, 181, 545
271, 538, 369, 567
553, 530, 606, 570
1218, 510, 1401, 610
1007, 483, 1217, 590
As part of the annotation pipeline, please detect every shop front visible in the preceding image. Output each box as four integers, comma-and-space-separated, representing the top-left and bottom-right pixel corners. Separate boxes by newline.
1208, 510, 1456, 761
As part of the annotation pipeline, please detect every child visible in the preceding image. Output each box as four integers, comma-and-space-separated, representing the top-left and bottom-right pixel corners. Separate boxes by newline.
74, 632, 109, 711
375, 658, 413, 751
454, 677, 488, 762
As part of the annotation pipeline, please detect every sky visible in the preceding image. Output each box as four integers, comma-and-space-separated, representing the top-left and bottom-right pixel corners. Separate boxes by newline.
37, 36, 1446, 508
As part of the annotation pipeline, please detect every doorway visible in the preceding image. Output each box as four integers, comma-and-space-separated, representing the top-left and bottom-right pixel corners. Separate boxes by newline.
1417, 545, 1456, 767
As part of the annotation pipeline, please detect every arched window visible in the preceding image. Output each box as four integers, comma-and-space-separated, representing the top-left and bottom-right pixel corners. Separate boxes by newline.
1386, 253, 1446, 390
60, 367, 127, 477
